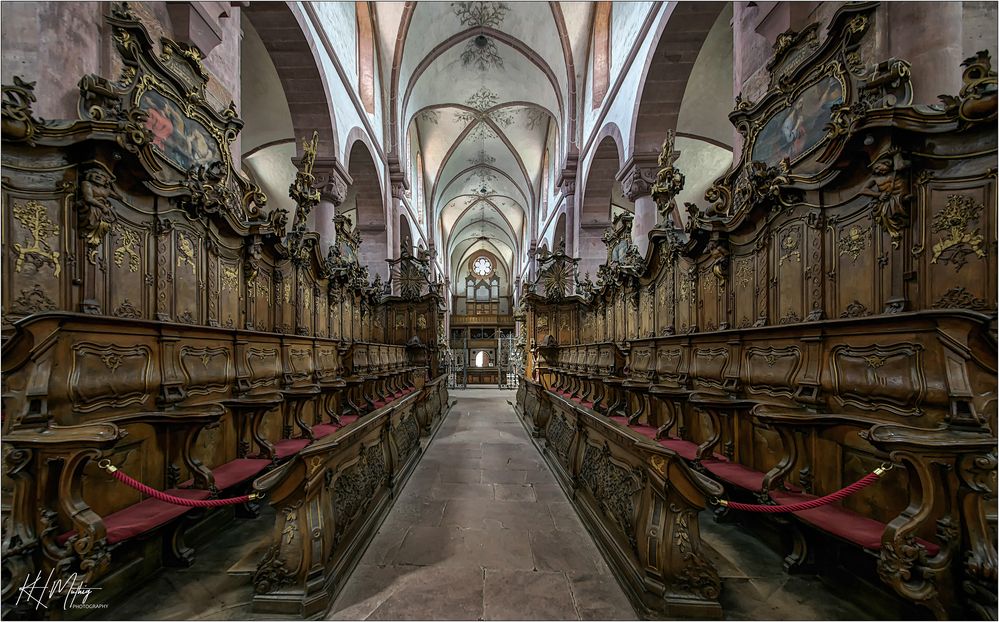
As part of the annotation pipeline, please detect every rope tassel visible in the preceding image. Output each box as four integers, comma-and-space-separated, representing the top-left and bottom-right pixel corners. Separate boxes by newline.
715, 464, 890, 513
99, 460, 262, 507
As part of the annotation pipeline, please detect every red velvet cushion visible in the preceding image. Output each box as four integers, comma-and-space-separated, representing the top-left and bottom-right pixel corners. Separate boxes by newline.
657, 438, 699, 460
769, 490, 940, 556
704, 460, 765, 491
373, 400, 386, 408
312, 423, 339, 439
56, 487, 215, 546
339, 414, 360, 426
580, 401, 594, 409
394, 391, 403, 397
275, 438, 310, 459
630, 424, 658, 439
211, 458, 271, 490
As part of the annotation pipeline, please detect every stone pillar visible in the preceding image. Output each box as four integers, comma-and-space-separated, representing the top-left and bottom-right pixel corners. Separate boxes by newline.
385, 170, 409, 286
887, 2, 963, 104
304, 157, 349, 251
557, 156, 578, 255
617, 154, 659, 258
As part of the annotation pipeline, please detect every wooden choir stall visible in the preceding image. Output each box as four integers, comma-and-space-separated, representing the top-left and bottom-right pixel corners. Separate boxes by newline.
0, 5, 451, 618
515, 5, 997, 621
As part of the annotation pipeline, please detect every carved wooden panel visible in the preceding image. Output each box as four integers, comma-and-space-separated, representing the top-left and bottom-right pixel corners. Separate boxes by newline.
70, 342, 153, 413
179, 345, 232, 397
242, 346, 281, 392
691, 347, 728, 390
773, 220, 806, 325
170, 221, 205, 326
917, 181, 997, 313
656, 263, 675, 335
1, 191, 71, 325
829, 343, 926, 416
730, 250, 758, 329
827, 202, 878, 319
744, 345, 801, 399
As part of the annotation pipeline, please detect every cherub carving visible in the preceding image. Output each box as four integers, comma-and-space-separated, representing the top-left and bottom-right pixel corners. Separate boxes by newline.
78, 166, 121, 263
861, 149, 911, 248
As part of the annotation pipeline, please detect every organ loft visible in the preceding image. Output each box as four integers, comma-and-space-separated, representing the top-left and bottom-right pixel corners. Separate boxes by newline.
0, 1, 996, 620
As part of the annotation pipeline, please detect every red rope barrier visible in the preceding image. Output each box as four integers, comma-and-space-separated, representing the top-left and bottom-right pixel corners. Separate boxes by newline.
717, 465, 889, 513
99, 460, 261, 507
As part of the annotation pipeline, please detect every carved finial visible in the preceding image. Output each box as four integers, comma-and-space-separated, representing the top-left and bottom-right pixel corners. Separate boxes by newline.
650, 130, 685, 229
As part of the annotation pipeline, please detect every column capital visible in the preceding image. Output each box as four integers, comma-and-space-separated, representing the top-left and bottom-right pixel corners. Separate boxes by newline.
387, 155, 410, 200
616, 152, 661, 202
557, 152, 579, 198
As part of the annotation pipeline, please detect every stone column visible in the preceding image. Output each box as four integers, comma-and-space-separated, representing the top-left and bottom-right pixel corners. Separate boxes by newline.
557, 156, 578, 254
308, 157, 349, 251
384, 170, 409, 285
617, 153, 659, 258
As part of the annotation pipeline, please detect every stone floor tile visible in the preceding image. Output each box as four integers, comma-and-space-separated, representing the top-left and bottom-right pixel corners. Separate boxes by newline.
566, 572, 637, 620
529, 530, 609, 577
483, 569, 578, 620
494, 483, 538, 502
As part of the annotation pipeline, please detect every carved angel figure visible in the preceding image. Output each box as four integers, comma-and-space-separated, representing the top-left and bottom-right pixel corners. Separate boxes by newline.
78, 166, 121, 262
861, 150, 911, 248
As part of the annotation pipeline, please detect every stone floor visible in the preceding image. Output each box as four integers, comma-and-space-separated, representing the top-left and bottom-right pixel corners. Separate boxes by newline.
101, 387, 909, 621
325, 388, 636, 621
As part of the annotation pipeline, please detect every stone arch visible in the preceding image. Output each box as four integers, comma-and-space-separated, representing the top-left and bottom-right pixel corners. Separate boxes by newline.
345, 139, 388, 280
630, 1, 727, 156
578, 133, 624, 279
244, 2, 339, 158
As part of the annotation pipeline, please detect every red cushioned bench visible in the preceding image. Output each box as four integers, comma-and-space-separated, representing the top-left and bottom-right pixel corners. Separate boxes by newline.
769, 489, 940, 556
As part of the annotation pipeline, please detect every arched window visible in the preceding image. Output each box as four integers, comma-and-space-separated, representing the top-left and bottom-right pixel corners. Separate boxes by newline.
356, 2, 375, 114
592, 2, 611, 108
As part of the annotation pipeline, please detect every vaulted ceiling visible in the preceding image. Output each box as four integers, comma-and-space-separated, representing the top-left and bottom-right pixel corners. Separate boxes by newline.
374, 1, 593, 291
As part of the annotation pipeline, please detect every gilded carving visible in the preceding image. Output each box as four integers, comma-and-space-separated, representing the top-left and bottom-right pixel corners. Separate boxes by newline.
930, 194, 985, 271
12, 200, 61, 276
735, 259, 753, 289
176, 232, 196, 272
112, 224, 141, 272
837, 224, 870, 262
219, 264, 239, 292
650, 129, 685, 226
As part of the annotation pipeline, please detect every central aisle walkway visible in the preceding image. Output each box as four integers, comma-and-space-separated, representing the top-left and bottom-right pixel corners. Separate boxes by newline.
327, 388, 637, 621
